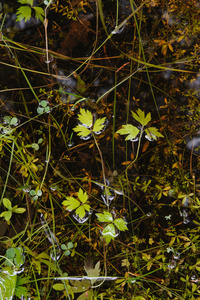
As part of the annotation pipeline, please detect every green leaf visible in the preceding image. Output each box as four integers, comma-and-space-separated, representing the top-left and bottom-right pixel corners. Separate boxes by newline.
116, 124, 140, 141
75, 206, 86, 219
64, 250, 71, 256
0, 267, 17, 299
18, 0, 34, 5
53, 283, 65, 291
77, 289, 93, 300
62, 197, 80, 211
131, 109, 151, 126
93, 117, 106, 134
31, 143, 39, 150
61, 244, 67, 250
77, 188, 88, 203
10, 117, 18, 125
77, 109, 93, 128
96, 211, 113, 222
34, 7, 44, 22
3, 198, 12, 210
102, 224, 116, 243
114, 218, 128, 231
84, 261, 101, 285
73, 125, 91, 137
76, 75, 86, 94
67, 242, 74, 249
144, 127, 164, 140
71, 280, 90, 293
16, 6, 32, 22
13, 207, 26, 214
4, 211, 12, 221
40, 100, 48, 108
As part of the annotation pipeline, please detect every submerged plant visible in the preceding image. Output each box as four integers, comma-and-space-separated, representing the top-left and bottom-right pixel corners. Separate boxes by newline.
62, 188, 91, 221
73, 108, 107, 139
0, 198, 26, 225
96, 211, 128, 244
116, 108, 163, 142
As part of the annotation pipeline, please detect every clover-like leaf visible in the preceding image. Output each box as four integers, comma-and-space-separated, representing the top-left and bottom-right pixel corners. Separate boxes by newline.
114, 218, 128, 231
131, 109, 151, 126
77, 188, 88, 203
77, 108, 93, 128
144, 127, 164, 141
116, 124, 140, 141
73, 125, 91, 137
93, 117, 106, 134
96, 211, 113, 223
62, 197, 80, 211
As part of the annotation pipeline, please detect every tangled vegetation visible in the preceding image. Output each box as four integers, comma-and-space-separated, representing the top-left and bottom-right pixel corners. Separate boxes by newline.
0, 0, 200, 299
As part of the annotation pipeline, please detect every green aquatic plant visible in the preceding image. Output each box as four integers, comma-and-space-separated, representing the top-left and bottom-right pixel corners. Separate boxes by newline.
0, 198, 26, 225
73, 108, 106, 138
116, 108, 163, 142
16, 0, 44, 23
62, 188, 91, 220
96, 211, 128, 244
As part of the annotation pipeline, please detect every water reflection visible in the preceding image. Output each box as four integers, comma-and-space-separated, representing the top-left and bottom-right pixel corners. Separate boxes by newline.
72, 209, 93, 224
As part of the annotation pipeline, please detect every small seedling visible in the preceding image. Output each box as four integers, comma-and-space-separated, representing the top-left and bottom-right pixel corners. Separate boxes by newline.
96, 211, 128, 244
61, 242, 74, 256
3, 116, 18, 126
0, 198, 26, 225
37, 100, 51, 114
31, 138, 43, 151
73, 108, 106, 139
5, 247, 25, 268
29, 189, 42, 201
62, 188, 91, 220
116, 108, 163, 141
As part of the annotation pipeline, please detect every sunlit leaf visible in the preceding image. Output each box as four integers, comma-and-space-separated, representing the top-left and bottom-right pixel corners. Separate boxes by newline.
18, 0, 34, 5
4, 211, 12, 221
84, 260, 101, 285
34, 7, 44, 22
77, 289, 93, 300
16, 6, 32, 22
76, 206, 87, 219
102, 224, 116, 243
62, 197, 80, 211
53, 283, 65, 291
114, 218, 128, 231
3, 198, 12, 210
131, 109, 151, 126
77, 108, 93, 128
96, 211, 113, 222
116, 124, 140, 141
77, 188, 88, 203
144, 127, 164, 141
71, 280, 90, 293
13, 207, 26, 214
73, 125, 91, 137
0, 267, 17, 299
93, 117, 106, 134
76, 75, 86, 94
